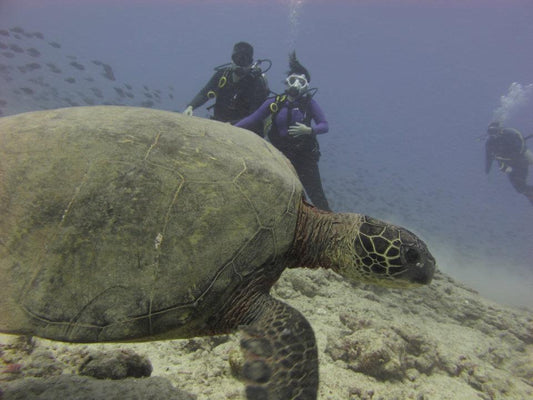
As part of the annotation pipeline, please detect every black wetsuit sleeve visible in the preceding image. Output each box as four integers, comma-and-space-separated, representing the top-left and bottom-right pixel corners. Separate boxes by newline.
249, 76, 269, 113
485, 140, 494, 174
187, 71, 222, 109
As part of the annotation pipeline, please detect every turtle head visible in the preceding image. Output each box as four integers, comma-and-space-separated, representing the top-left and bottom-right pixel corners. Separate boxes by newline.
337, 215, 436, 288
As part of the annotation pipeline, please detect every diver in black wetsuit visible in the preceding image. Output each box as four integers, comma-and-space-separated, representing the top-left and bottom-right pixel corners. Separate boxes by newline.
183, 42, 269, 136
485, 121, 533, 205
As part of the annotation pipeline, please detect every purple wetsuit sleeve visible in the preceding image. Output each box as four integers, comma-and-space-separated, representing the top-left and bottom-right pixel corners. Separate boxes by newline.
308, 99, 328, 135
234, 99, 274, 129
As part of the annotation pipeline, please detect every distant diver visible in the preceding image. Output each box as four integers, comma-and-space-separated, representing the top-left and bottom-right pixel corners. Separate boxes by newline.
485, 121, 533, 205
182, 42, 270, 136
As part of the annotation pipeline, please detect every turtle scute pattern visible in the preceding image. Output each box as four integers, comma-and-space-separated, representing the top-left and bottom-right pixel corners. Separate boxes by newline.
0, 106, 303, 342
346, 216, 433, 287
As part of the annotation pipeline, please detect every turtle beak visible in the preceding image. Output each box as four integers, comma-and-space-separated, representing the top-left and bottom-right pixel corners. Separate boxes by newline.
399, 253, 436, 286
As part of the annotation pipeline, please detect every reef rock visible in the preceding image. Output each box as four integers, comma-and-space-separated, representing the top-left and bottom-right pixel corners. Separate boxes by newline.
1, 269, 532, 399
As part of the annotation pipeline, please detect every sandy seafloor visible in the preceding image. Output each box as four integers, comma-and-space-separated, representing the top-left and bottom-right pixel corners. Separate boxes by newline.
1, 22, 533, 400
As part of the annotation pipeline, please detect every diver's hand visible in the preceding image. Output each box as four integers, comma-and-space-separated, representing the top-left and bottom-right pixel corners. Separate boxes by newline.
288, 122, 312, 138
498, 163, 513, 173
183, 105, 193, 116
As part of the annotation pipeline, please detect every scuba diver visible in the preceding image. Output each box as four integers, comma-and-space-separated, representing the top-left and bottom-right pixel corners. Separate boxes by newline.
235, 51, 331, 211
485, 121, 533, 205
182, 42, 270, 136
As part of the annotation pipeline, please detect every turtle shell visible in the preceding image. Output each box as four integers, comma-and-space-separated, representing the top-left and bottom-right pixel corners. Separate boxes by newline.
0, 106, 303, 342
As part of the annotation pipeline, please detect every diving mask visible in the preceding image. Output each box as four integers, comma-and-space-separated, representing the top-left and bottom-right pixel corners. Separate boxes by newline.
232, 52, 253, 68
487, 121, 502, 136
285, 74, 309, 96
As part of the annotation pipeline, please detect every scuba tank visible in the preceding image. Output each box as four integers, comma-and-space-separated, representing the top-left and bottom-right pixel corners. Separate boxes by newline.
213, 58, 272, 77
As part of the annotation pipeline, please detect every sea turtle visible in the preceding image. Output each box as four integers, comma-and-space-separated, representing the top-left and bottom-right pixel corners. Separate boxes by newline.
0, 106, 435, 399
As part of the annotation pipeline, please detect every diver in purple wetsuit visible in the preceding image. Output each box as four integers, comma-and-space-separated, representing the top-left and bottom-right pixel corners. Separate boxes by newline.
236, 51, 331, 211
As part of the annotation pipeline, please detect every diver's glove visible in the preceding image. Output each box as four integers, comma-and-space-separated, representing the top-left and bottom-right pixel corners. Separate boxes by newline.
288, 122, 312, 138
498, 161, 513, 174
183, 105, 194, 116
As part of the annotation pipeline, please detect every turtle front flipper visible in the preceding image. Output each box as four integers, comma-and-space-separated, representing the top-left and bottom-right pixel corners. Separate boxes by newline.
238, 295, 318, 400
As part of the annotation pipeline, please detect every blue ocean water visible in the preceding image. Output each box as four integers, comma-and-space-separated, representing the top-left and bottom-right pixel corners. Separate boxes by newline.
1, 0, 532, 308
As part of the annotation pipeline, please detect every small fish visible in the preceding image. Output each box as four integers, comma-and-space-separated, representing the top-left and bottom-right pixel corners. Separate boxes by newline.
114, 87, 126, 98
19, 87, 34, 95
8, 44, 24, 53
65, 77, 76, 84
48, 41, 61, 48
46, 63, 61, 73
25, 62, 41, 71
69, 61, 85, 71
29, 77, 47, 87
101, 63, 115, 81
26, 48, 40, 57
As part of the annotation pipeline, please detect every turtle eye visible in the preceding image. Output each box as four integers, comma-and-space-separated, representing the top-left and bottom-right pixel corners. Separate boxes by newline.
404, 248, 420, 265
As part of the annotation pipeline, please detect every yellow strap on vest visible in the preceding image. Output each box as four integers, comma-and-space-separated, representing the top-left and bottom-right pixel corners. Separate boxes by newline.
269, 95, 286, 113
218, 75, 227, 88
218, 69, 230, 88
